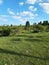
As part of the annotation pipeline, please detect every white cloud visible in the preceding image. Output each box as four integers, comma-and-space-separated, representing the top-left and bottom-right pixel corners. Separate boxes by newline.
39, 3, 49, 14
12, 15, 21, 20
20, 11, 28, 16
26, 0, 49, 4
7, 8, 28, 23
11, 9, 38, 23
19, 2, 24, 6
20, 11, 35, 17
7, 8, 15, 15
35, 14, 38, 16
0, 18, 8, 22
11, 11, 38, 23
0, 15, 8, 22
26, 0, 36, 4
37, 0, 49, 3
7, 7, 38, 23
37, 0, 43, 3
0, 0, 3, 5
0, 15, 9, 17
29, 6, 37, 11
12, 15, 27, 23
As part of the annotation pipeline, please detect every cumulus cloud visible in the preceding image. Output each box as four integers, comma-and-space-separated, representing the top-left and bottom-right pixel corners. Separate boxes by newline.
39, 3, 49, 14
12, 15, 21, 20
20, 11, 29, 16
7, 8, 38, 23
19, 2, 24, 6
0, 15, 8, 22
37, 0, 49, 3
12, 15, 35, 23
20, 11, 34, 17
0, 18, 8, 22
29, 6, 37, 11
11, 11, 38, 23
0, 0, 3, 5
12, 15, 27, 23
26, 0, 43, 4
7, 8, 26, 22
0, 15, 9, 17
26, 0, 36, 4
7, 8, 15, 15
26, 0, 49, 4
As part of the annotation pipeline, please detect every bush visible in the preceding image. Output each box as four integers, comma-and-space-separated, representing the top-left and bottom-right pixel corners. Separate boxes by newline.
45, 26, 49, 32
32, 24, 44, 32
1, 27, 11, 36
36, 25, 44, 32
33, 29, 39, 33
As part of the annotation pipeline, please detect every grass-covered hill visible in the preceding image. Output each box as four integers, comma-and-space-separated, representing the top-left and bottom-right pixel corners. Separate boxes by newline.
0, 32, 49, 65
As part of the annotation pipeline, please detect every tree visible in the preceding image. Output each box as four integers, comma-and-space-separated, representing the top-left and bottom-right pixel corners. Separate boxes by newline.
25, 21, 30, 30
1, 27, 11, 36
38, 21, 42, 25
42, 20, 49, 26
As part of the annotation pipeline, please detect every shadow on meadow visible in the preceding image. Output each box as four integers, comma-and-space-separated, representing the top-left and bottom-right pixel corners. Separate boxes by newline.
25, 38, 49, 42
0, 48, 49, 60
25, 38, 42, 42
12, 38, 22, 41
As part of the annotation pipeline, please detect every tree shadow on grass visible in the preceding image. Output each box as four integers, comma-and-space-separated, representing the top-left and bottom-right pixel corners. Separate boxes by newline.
0, 48, 49, 60
25, 38, 42, 42
36, 36, 44, 38
11, 38, 23, 42
25, 38, 49, 42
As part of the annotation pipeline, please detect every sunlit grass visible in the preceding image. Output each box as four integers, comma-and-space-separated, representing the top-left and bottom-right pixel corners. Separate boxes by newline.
0, 32, 49, 65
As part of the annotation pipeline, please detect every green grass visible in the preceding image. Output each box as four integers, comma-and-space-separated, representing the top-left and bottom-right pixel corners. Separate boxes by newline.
0, 32, 49, 65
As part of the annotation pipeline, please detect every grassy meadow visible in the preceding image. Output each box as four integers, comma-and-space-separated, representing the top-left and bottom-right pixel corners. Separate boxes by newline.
0, 32, 49, 65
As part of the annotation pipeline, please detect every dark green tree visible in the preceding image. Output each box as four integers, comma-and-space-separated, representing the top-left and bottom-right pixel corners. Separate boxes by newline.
25, 21, 30, 30
38, 21, 42, 25
42, 20, 49, 25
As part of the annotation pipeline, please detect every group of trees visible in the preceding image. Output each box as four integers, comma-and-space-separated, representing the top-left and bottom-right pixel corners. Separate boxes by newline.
38, 20, 49, 25
25, 20, 49, 32
0, 20, 49, 36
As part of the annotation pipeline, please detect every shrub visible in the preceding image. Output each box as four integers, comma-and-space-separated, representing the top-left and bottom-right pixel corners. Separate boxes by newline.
45, 25, 49, 32
1, 27, 11, 36
0, 29, 3, 36
36, 25, 44, 32
33, 29, 39, 33
32, 24, 44, 32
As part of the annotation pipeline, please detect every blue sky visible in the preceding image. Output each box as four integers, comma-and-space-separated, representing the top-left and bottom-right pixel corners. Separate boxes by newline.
0, 0, 49, 25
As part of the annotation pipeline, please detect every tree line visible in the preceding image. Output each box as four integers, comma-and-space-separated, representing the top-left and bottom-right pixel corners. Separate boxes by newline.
0, 20, 49, 36
25, 20, 49, 32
